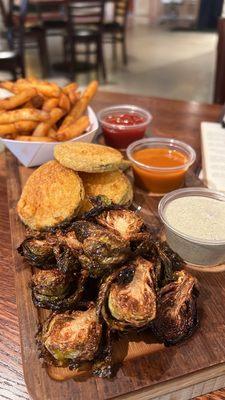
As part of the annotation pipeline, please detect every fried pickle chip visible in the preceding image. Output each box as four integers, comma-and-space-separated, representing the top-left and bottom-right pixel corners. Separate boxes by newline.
54, 142, 130, 173
17, 160, 84, 230
79, 170, 133, 214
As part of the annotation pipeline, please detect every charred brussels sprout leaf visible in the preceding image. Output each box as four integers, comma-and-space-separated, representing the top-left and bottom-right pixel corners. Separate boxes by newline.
97, 257, 157, 331
17, 237, 55, 268
92, 326, 113, 378
31, 268, 88, 311
151, 270, 199, 346
53, 244, 80, 274
82, 195, 122, 220
73, 221, 131, 278
96, 209, 144, 241
153, 241, 185, 288
37, 305, 102, 369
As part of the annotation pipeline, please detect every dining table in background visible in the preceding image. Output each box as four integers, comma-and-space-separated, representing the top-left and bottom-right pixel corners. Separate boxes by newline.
0, 91, 225, 400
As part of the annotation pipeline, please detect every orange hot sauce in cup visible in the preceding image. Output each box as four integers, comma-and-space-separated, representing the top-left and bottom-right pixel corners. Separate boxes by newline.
126, 138, 196, 195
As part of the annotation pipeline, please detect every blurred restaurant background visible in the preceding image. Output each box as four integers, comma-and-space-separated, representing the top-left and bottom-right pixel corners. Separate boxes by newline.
0, 0, 224, 103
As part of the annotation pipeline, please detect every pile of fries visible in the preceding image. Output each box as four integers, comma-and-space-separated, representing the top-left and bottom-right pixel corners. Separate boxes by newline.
0, 78, 98, 142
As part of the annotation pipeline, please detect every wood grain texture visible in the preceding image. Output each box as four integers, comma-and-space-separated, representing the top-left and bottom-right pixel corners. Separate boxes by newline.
0, 91, 224, 400
6, 151, 225, 400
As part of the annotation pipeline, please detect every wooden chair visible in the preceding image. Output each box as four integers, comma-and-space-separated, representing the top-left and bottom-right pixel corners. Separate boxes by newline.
214, 17, 225, 104
0, 0, 24, 79
103, 0, 129, 65
7, 0, 49, 77
65, 0, 106, 81
36, 0, 68, 37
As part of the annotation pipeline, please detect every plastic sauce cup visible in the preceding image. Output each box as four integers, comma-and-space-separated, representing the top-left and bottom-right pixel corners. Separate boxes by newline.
98, 105, 152, 149
158, 188, 225, 266
126, 138, 196, 195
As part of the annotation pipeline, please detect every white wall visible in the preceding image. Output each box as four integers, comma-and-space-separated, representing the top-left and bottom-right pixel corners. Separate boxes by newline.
133, 0, 163, 24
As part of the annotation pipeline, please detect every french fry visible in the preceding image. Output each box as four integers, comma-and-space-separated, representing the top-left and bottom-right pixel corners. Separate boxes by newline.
0, 81, 15, 92
0, 109, 49, 124
33, 107, 65, 137
59, 92, 70, 112
63, 83, 78, 95
27, 76, 39, 83
42, 98, 59, 112
60, 81, 98, 129
0, 79, 97, 143
16, 135, 55, 142
0, 124, 17, 136
59, 97, 87, 130
14, 79, 61, 98
23, 101, 34, 108
0, 88, 37, 110
54, 115, 90, 141
3, 133, 17, 139
82, 80, 98, 103
14, 121, 38, 132
67, 90, 80, 105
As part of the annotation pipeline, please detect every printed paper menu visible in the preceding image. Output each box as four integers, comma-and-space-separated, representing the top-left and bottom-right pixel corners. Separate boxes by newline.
201, 122, 225, 192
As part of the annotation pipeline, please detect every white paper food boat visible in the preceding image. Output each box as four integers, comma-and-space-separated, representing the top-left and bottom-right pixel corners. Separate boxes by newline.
1, 106, 98, 167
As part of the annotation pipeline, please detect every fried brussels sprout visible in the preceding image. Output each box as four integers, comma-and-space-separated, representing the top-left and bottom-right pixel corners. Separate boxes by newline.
53, 244, 80, 274
96, 209, 144, 240
17, 237, 55, 268
82, 195, 122, 219
97, 257, 157, 331
153, 241, 185, 288
37, 305, 102, 369
151, 270, 199, 346
31, 268, 88, 311
73, 221, 131, 278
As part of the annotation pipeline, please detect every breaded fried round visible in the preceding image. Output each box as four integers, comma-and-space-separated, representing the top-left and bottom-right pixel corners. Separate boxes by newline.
54, 142, 130, 172
79, 170, 133, 214
17, 160, 84, 230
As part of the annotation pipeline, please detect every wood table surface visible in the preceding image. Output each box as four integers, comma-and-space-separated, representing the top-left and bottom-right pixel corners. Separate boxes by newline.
0, 91, 224, 400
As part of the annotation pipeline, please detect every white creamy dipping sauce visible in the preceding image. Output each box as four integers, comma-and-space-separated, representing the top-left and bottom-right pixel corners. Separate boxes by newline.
164, 196, 225, 242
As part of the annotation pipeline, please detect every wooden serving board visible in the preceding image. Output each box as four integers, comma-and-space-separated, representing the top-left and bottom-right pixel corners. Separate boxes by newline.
6, 150, 225, 400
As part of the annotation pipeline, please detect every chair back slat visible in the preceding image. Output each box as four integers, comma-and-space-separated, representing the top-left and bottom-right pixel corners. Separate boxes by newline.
68, 0, 105, 28
114, 0, 129, 25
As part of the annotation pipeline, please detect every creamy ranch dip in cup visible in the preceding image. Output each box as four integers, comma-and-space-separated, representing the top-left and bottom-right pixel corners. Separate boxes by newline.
158, 188, 225, 266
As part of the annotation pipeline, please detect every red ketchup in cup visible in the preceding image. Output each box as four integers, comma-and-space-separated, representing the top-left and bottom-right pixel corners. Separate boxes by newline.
98, 105, 152, 149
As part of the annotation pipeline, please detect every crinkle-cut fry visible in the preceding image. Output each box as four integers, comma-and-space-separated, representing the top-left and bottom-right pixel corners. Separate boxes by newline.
0, 108, 49, 124
54, 115, 90, 141
59, 97, 88, 130
0, 124, 17, 136
14, 120, 38, 132
63, 82, 78, 95
0, 88, 37, 110
16, 135, 55, 142
42, 97, 59, 111
13, 80, 61, 98
33, 107, 65, 137
0, 81, 15, 92
59, 92, 70, 112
